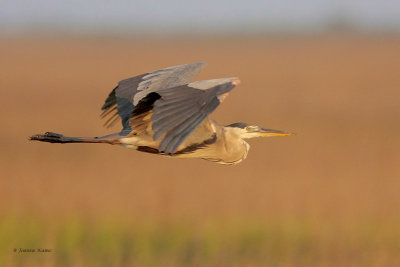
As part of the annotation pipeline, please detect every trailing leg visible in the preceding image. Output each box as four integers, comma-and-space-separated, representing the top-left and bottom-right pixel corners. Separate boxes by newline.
29, 132, 121, 145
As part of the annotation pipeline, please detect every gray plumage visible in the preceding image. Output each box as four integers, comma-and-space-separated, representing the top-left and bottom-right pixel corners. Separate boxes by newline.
101, 62, 205, 129
30, 62, 293, 165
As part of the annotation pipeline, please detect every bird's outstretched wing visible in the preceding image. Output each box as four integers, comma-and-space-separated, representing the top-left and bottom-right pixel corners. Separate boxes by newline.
129, 78, 239, 154
101, 62, 205, 129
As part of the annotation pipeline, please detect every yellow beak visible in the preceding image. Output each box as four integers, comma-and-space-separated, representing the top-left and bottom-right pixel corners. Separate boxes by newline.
260, 128, 295, 137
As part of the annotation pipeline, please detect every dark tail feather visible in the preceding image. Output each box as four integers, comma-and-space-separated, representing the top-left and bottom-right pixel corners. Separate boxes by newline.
29, 132, 120, 144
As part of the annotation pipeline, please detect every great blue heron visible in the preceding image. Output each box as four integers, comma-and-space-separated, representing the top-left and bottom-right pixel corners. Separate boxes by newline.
30, 62, 293, 164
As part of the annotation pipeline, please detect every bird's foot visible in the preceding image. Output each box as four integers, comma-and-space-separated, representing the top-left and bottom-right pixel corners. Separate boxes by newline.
29, 132, 66, 143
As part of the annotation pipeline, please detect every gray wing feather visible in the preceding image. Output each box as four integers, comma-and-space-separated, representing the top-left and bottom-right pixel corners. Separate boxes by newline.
160, 113, 208, 154
152, 78, 238, 154
101, 62, 205, 129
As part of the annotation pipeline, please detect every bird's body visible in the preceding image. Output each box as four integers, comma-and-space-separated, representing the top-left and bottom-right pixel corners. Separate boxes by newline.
119, 118, 250, 164
30, 62, 292, 165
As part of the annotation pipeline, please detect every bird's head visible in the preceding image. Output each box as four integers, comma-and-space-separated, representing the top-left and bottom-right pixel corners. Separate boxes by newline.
226, 122, 294, 139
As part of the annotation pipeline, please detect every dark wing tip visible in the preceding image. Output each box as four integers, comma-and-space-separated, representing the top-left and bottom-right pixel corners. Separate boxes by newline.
101, 87, 117, 111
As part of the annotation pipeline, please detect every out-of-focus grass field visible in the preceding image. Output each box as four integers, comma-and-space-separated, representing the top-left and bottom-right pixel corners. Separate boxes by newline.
1, 36, 400, 266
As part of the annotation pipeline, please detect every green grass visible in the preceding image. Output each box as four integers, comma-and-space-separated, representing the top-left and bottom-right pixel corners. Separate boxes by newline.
1, 216, 400, 266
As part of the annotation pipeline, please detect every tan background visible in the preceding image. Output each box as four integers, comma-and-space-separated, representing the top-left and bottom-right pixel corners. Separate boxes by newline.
1, 36, 400, 265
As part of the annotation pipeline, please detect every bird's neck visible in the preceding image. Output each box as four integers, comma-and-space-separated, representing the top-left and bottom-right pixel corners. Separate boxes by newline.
220, 127, 250, 162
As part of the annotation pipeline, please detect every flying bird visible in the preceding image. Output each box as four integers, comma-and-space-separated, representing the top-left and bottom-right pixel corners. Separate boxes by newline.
30, 62, 293, 164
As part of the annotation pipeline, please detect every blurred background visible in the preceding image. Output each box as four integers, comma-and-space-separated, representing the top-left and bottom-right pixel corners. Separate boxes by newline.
1, 0, 400, 266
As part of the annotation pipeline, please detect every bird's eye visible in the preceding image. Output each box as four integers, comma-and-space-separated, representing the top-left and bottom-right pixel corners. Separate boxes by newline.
245, 126, 258, 132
